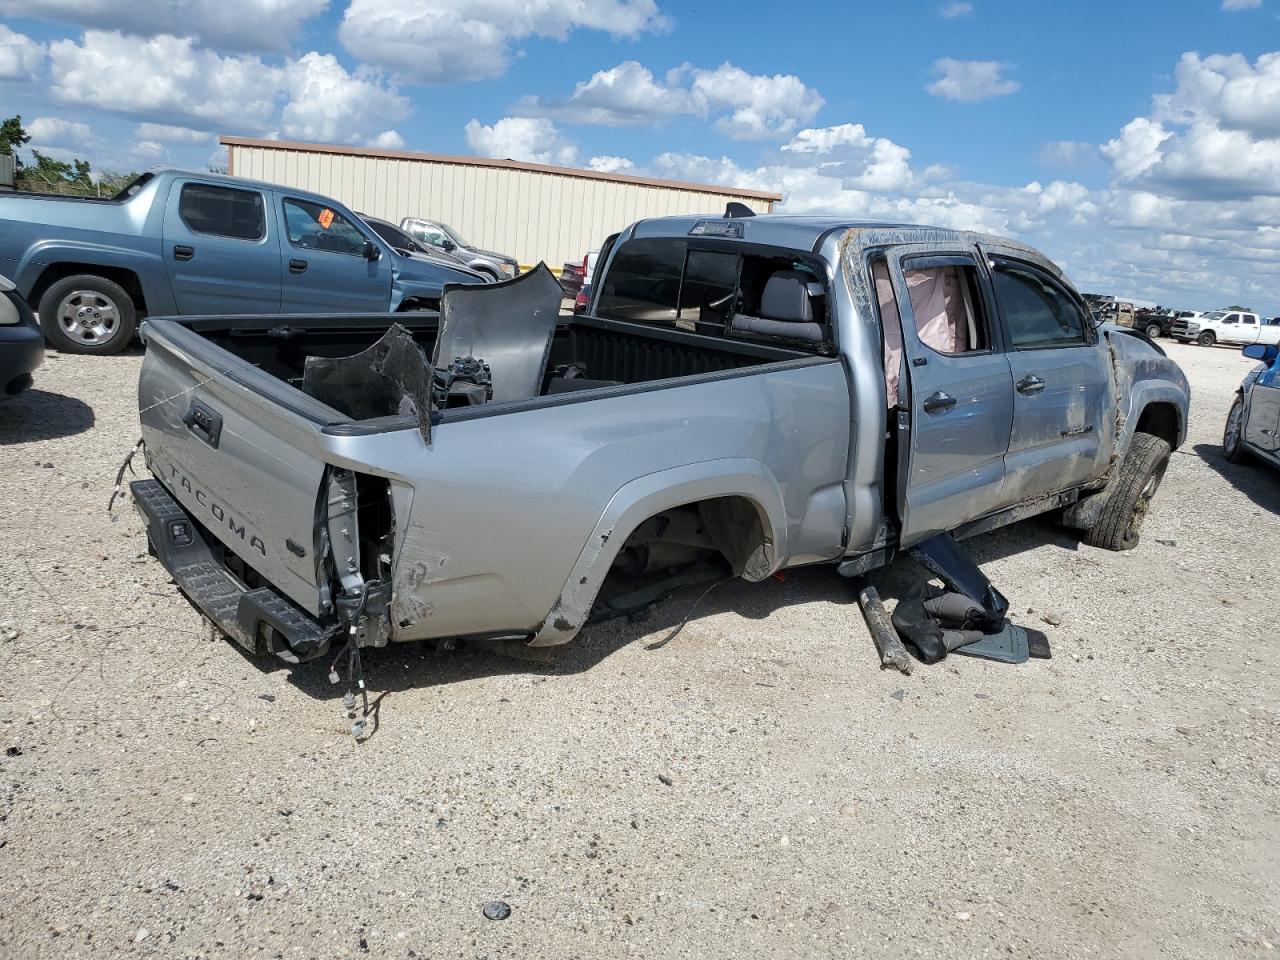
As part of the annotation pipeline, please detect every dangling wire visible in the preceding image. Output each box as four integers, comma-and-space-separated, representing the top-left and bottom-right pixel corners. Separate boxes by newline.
107, 439, 145, 518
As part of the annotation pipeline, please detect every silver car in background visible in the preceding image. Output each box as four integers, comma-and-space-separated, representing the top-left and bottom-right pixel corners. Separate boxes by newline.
399, 217, 520, 281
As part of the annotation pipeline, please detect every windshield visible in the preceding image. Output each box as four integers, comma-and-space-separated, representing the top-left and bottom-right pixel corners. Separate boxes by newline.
440, 222, 470, 248
1203, 311, 1227, 320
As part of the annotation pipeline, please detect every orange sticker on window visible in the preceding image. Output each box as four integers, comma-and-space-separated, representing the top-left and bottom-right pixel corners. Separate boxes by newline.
317, 208, 334, 229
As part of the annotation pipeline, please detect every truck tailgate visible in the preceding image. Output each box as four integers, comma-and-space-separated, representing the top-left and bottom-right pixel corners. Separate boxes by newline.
138, 319, 347, 616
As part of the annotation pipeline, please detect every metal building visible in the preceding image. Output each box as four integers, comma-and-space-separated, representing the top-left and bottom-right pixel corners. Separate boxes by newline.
0, 154, 14, 191
221, 136, 781, 269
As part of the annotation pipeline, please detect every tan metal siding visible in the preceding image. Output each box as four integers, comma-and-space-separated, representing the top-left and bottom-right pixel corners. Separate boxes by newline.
227, 142, 774, 267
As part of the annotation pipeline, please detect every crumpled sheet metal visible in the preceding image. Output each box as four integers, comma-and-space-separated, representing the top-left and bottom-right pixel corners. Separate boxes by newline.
433, 263, 564, 405
302, 323, 434, 443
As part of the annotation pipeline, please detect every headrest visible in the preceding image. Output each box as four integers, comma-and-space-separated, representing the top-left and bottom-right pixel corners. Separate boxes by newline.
761, 270, 815, 324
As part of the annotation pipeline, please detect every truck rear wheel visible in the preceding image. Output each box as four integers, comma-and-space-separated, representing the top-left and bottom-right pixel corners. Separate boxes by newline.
38, 275, 138, 355
1083, 432, 1172, 551
1196, 330, 1216, 347
1144, 323, 1162, 339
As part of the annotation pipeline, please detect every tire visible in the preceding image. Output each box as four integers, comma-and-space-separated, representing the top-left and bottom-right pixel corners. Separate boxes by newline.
1196, 330, 1216, 347
1223, 395, 1249, 464
38, 274, 137, 355
1145, 323, 1163, 339
1083, 432, 1172, 551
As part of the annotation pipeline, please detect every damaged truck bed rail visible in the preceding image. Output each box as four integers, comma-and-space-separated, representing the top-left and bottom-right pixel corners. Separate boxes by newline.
131, 218, 1189, 665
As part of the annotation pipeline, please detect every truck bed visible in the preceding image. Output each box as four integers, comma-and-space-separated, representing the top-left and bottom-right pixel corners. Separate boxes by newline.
181, 311, 807, 414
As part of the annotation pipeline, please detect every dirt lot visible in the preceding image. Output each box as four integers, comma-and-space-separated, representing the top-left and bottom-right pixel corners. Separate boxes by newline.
0, 339, 1276, 959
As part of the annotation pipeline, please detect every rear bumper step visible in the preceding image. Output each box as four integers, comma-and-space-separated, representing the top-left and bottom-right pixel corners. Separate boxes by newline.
131, 479, 333, 662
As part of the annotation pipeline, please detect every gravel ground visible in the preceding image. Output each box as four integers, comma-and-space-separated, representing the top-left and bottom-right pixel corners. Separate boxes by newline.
0, 339, 1276, 959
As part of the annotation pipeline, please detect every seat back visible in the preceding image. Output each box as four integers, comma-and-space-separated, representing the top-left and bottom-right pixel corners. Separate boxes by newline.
730, 270, 824, 342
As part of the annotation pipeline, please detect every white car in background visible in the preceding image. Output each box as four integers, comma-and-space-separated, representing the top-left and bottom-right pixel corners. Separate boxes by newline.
1171, 309, 1280, 347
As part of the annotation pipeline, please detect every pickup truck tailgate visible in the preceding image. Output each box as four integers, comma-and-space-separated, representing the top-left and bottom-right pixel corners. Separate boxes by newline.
138, 319, 345, 616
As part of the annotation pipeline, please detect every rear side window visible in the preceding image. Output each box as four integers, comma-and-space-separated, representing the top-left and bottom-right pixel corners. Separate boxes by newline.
283, 199, 369, 257
179, 183, 265, 241
992, 263, 1088, 349
595, 238, 685, 324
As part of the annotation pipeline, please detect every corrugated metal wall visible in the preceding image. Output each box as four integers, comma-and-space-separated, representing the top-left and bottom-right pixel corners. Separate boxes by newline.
0, 154, 14, 190
227, 141, 776, 268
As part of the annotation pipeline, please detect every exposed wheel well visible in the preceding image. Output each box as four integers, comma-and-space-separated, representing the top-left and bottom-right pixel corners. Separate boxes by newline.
30, 263, 148, 317
1135, 402, 1180, 448
611, 495, 773, 582
397, 297, 439, 313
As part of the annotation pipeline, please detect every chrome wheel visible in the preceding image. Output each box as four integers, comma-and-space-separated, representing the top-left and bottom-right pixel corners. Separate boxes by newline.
56, 289, 120, 346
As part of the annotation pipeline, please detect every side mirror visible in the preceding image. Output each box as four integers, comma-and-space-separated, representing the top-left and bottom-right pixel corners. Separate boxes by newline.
363, 240, 381, 261
442, 239, 456, 252
1242, 343, 1276, 362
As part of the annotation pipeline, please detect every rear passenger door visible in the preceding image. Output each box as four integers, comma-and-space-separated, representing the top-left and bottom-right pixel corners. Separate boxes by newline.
276, 196, 392, 313
887, 247, 1014, 545
161, 178, 281, 314
986, 252, 1113, 504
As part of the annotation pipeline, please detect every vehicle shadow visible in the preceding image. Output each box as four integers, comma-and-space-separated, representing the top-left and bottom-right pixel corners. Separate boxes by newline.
252, 516, 1084, 720
1191, 441, 1280, 515
0, 388, 95, 444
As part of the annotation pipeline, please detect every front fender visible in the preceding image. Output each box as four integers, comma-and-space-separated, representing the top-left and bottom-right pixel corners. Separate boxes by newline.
530, 458, 788, 646
1107, 327, 1190, 458
1117, 382, 1190, 458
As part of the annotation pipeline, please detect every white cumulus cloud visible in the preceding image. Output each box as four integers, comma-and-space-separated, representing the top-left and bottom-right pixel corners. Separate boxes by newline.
0, 0, 327, 52
135, 123, 212, 143
926, 58, 1019, 102
0, 24, 45, 79
588, 155, 634, 173
516, 59, 823, 140
464, 116, 578, 165
26, 116, 93, 146
1104, 51, 1280, 199
47, 32, 407, 147
339, 0, 668, 84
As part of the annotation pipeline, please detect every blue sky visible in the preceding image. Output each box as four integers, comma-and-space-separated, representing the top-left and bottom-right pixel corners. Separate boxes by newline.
2, 0, 1279, 313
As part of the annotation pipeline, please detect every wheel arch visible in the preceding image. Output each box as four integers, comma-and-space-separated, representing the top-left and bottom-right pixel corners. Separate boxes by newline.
30, 262, 148, 317
530, 459, 788, 647
1134, 401, 1181, 449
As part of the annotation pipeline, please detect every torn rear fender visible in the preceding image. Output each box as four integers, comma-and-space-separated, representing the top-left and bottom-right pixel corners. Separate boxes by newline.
530, 459, 788, 646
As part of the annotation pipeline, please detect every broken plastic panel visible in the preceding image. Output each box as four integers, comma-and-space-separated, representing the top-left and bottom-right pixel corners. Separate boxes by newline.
432, 263, 564, 405
302, 323, 434, 443
909, 533, 1010, 617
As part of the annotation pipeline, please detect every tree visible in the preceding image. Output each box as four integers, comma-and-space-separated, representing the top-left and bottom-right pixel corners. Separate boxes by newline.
0, 115, 31, 162
1226, 304, 1253, 312
14, 150, 139, 197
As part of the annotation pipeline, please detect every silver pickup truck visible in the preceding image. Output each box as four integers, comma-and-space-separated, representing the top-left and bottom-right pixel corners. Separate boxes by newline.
131, 216, 1189, 664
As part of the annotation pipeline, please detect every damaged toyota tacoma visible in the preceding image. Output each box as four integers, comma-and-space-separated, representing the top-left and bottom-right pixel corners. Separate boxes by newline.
129, 215, 1189, 664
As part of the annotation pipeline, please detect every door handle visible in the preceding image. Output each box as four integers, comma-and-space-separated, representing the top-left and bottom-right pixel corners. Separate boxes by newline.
1017, 375, 1046, 395
289, 258, 308, 274
173, 244, 194, 261
923, 391, 957, 413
